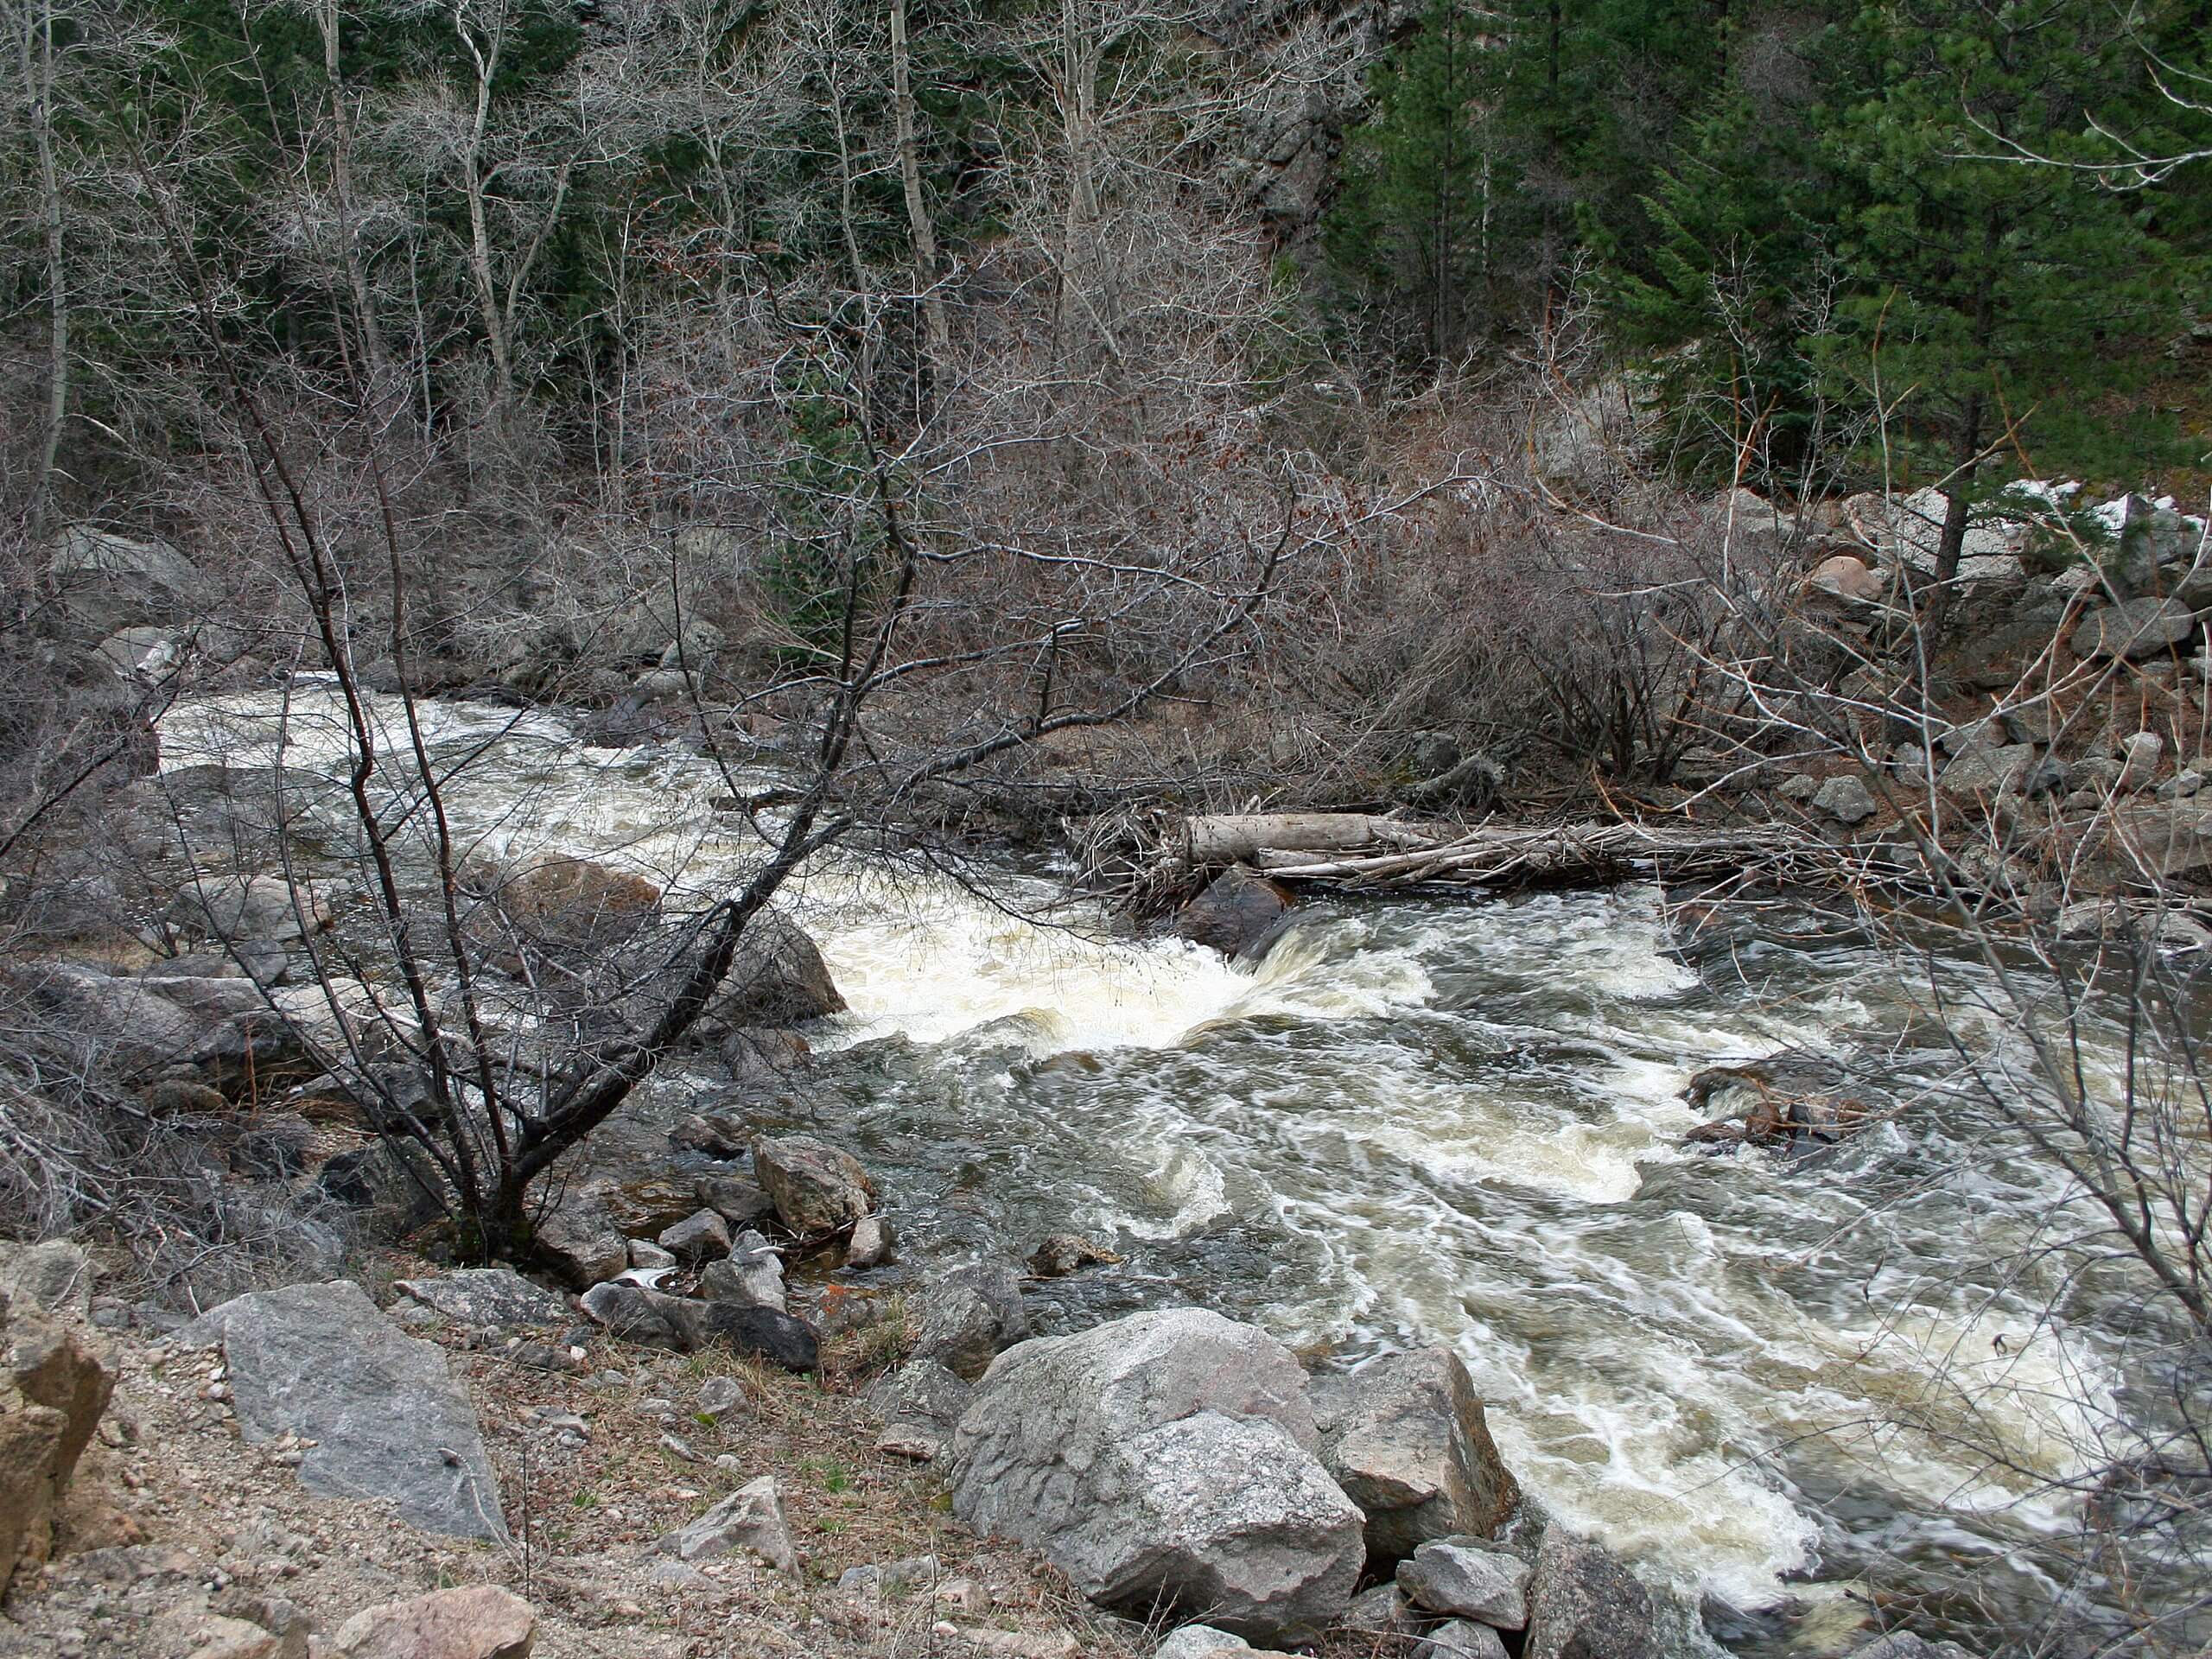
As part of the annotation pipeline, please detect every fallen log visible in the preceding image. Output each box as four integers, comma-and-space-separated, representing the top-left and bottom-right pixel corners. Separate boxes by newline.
1179, 812, 1445, 865
1179, 815, 1804, 893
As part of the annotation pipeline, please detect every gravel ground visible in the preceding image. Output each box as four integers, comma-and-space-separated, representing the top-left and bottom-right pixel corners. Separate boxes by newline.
0, 1252, 1150, 1659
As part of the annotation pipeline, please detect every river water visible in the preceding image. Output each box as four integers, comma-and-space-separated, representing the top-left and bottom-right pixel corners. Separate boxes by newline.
159, 684, 2174, 1651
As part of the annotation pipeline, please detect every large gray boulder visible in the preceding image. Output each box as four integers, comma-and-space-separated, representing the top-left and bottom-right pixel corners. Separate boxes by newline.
531, 1189, 628, 1289
185, 1281, 507, 1541
1936, 742, 2040, 801
1849, 1635, 1974, 1659
1522, 1527, 1653, 1659
1312, 1347, 1520, 1571
947, 1308, 1363, 1643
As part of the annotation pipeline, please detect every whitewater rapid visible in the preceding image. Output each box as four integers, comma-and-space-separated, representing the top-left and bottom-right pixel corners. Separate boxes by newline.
159, 682, 2127, 1633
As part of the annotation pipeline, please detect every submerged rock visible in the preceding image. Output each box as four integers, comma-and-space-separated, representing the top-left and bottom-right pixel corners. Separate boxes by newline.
947, 1307, 1361, 1643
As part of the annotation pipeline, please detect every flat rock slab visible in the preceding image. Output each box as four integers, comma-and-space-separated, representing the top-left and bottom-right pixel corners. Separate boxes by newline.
392, 1269, 569, 1330
187, 1281, 508, 1541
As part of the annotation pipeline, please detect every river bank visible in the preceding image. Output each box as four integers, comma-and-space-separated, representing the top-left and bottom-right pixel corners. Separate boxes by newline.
5, 677, 2181, 1656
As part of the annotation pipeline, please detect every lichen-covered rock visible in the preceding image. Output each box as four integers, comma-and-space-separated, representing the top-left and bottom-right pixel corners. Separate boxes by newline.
1312, 1347, 1520, 1571
185, 1281, 507, 1541
948, 1308, 1361, 1643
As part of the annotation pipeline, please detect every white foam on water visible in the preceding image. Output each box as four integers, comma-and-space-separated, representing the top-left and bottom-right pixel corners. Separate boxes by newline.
158, 684, 2139, 1619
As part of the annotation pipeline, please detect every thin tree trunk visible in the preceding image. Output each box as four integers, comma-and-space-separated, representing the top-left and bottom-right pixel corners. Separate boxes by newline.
319, 0, 388, 385
22, 0, 67, 538
890, 0, 950, 369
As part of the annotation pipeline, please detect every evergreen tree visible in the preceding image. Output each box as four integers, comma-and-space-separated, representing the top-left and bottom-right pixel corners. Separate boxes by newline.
1323, 0, 1491, 364
1807, 0, 2196, 590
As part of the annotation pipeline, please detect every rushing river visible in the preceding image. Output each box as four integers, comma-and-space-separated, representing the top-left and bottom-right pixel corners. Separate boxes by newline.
159, 684, 2177, 1652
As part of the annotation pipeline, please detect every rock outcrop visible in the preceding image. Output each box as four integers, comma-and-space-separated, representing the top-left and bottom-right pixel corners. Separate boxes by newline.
947, 1307, 1363, 1643
1, 1245, 117, 1592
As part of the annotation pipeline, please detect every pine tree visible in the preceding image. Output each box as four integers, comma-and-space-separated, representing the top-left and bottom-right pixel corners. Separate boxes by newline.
1805, 0, 2195, 596
1323, 0, 1492, 364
